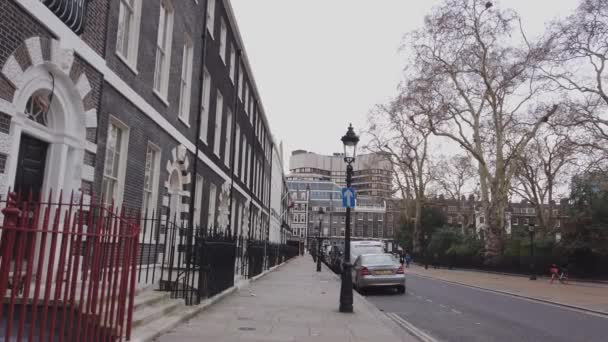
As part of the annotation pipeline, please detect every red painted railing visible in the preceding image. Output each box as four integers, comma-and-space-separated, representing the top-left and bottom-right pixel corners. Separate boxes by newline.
0, 191, 140, 341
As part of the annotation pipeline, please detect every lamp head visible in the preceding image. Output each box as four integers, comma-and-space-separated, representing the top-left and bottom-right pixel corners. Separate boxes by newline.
341, 124, 360, 164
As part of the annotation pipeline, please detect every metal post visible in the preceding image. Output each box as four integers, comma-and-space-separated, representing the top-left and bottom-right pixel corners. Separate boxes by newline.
339, 163, 354, 313
529, 227, 536, 280
317, 218, 322, 272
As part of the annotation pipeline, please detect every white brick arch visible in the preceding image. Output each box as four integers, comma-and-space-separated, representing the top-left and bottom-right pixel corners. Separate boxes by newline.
161, 144, 191, 225
0, 37, 97, 198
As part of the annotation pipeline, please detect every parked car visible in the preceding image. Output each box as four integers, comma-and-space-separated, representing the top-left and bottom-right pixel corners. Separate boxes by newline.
350, 241, 385, 262
351, 253, 406, 294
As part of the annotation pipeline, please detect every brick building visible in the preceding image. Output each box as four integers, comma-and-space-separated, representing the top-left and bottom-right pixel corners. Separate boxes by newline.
288, 150, 393, 198
1, 0, 279, 241
286, 180, 398, 250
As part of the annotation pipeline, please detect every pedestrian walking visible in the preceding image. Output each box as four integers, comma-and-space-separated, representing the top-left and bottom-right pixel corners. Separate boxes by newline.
405, 253, 412, 268
550, 264, 559, 284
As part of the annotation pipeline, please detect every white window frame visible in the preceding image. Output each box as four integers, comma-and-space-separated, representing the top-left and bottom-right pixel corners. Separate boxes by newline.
213, 91, 224, 157
208, 183, 217, 229
142, 142, 161, 219
219, 18, 227, 63
234, 124, 240, 176
178, 34, 194, 124
246, 144, 252, 186
206, 0, 215, 38
229, 43, 236, 83
116, 0, 142, 73
224, 108, 232, 166
102, 116, 130, 208
241, 136, 247, 183
153, 0, 174, 102
244, 83, 249, 115
194, 175, 204, 229
200, 67, 211, 143
238, 66, 243, 100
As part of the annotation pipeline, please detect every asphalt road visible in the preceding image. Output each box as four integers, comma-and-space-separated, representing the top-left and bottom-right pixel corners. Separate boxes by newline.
364, 274, 608, 342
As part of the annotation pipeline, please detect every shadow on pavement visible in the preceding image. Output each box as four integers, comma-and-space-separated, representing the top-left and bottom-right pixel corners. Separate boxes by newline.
357, 287, 406, 297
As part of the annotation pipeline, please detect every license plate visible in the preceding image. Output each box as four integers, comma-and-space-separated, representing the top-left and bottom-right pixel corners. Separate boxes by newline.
374, 270, 393, 275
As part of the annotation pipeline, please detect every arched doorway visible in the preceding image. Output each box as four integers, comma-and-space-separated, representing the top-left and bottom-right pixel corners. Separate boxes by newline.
168, 169, 182, 221
0, 37, 96, 200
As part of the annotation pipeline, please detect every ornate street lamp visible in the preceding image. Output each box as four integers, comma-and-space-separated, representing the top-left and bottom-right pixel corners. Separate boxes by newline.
528, 223, 537, 280
339, 124, 359, 313
317, 207, 325, 272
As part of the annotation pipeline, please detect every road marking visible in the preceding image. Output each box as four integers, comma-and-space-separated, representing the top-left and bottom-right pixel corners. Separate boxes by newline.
408, 273, 608, 319
426, 299, 433, 303
451, 309, 462, 314
386, 312, 439, 342
439, 304, 447, 308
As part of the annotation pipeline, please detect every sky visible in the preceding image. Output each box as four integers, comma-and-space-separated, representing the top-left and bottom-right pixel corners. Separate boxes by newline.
230, 0, 579, 166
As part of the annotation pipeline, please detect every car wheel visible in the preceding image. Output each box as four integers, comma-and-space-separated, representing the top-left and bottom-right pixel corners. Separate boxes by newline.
397, 285, 405, 294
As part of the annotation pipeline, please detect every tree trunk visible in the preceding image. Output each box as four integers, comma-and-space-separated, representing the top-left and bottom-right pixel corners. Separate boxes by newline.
412, 197, 423, 254
484, 182, 508, 264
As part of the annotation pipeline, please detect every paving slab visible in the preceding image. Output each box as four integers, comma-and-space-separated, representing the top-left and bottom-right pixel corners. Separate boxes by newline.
155, 256, 416, 342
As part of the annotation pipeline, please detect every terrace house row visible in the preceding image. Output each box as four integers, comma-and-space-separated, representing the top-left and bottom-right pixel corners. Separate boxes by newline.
0, 0, 278, 241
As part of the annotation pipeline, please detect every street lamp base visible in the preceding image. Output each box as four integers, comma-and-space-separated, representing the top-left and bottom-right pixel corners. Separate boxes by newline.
339, 262, 354, 313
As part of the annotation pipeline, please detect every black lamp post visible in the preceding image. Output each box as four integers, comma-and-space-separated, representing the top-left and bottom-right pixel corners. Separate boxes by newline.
528, 223, 537, 280
339, 124, 359, 313
317, 207, 325, 272
423, 233, 429, 270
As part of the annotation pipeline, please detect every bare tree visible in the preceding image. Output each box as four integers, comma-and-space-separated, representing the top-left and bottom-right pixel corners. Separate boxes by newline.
401, 0, 559, 261
367, 100, 434, 254
433, 154, 476, 201
543, 0, 608, 154
511, 130, 577, 234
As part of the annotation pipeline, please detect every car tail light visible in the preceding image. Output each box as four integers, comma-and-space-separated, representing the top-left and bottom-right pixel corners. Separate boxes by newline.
360, 267, 371, 276
397, 265, 404, 274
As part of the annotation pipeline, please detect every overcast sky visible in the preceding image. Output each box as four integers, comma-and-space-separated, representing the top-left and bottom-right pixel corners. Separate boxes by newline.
230, 0, 579, 166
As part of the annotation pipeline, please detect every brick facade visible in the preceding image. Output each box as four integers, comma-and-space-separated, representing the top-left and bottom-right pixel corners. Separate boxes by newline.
1, 0, 275, 239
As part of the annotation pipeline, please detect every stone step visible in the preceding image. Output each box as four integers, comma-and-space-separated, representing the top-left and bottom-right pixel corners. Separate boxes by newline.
131, 295, 183, 329
133, 290, 170, 311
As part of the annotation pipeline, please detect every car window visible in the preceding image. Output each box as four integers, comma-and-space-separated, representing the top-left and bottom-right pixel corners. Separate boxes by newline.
353, 246, 384, 256
361, 255, 396, 266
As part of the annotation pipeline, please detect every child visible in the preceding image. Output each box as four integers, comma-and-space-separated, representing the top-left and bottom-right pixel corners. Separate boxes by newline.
550, 264, 559, 284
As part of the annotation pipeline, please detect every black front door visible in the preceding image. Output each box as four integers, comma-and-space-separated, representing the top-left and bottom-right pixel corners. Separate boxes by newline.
14, 134, 48, 198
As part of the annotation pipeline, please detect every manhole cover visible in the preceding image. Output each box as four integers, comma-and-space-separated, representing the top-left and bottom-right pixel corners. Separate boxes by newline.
239, 327, 256, 331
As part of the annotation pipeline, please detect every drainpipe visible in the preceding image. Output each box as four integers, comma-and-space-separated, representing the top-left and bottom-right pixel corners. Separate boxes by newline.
228, 50, 242, 237
188, 1, 209, 243
247, 102, 257, 239
266, 144, 273, 242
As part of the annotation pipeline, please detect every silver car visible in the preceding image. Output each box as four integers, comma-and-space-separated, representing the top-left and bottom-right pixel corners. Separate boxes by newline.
352, 253, 406, 293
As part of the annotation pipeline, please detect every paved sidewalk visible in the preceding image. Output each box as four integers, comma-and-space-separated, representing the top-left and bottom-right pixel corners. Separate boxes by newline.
155, 256, 415, 342
407, 265, 608, 315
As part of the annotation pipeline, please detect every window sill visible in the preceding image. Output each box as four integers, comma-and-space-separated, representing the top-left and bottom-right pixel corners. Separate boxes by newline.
116, 52, 139, 75
153, 89, 170, 107
178, 116, 191, 127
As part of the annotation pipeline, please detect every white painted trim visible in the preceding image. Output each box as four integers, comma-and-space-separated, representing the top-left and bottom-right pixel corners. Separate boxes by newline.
178, 116, 191, 128
15, 0, 268, 210
115, 0, 142, 71
152, 89, 170, 107
115, 52, 139, 75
